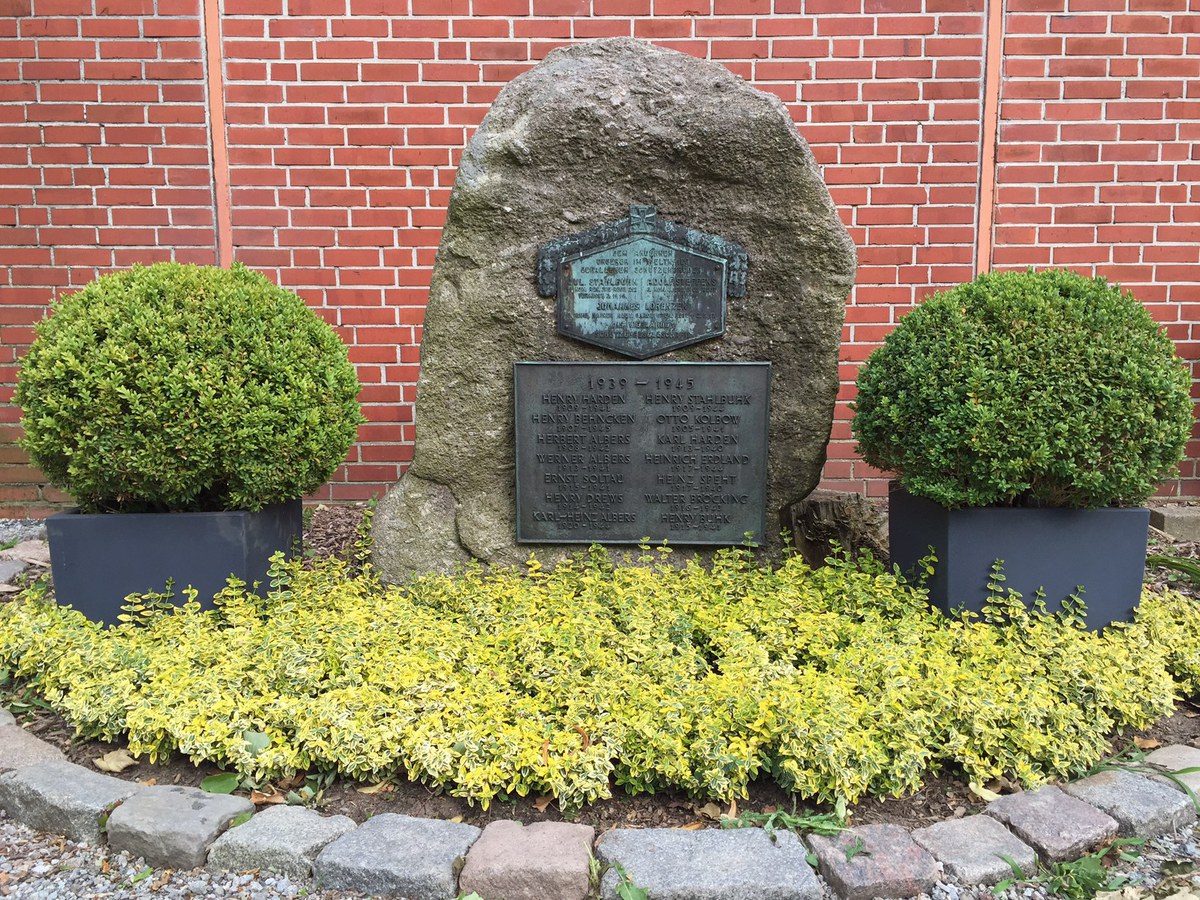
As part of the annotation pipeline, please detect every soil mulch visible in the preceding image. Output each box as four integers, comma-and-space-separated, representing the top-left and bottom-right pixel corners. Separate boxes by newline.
6, 502, 1200, 835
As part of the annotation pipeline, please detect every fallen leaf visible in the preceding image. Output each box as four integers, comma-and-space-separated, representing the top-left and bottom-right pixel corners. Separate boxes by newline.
354, 782, 394, 795
533, 795, 553, 813
449, 815, 464, 824
150, 870, 173, 890
679, 822, 705, 830
968, 781, 1001, 802
573, 725, 590, 750
727, 798, 737, 818
100, 860, 110, 875
1184, 711, 1200, 719
250, 789, 285, 805
277, 774, 305, 790
93, 749, 137, 773
1134, 737, 1161, 750
138, 778, 157, 787
541, 739, 550, 766
696, 802, 723, 820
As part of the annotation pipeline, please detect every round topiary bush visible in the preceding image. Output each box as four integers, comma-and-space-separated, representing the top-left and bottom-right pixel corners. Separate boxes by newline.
16, 262, 363, 513
852, 269, 1194, 509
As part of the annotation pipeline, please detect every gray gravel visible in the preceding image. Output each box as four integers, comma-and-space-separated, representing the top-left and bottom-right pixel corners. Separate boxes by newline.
0, 810, 368, 899
0, 521, 45, 548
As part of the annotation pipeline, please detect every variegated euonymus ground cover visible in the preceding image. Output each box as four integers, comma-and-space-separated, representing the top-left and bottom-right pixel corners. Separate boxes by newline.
2, 546, 1198, 811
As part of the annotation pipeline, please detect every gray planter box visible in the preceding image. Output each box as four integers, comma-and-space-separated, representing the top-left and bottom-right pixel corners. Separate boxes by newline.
46, 500, 302, 625
888, 486, 1149, 631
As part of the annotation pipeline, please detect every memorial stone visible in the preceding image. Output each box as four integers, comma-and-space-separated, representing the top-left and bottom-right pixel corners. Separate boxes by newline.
372, 37, 856, 578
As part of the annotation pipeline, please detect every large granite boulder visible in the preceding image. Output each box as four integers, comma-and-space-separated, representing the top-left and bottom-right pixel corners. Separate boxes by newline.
374, 38, 856, 578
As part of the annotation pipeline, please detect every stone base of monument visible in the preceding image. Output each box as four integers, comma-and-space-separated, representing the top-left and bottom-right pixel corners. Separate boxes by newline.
783, 489, 888, 569
888, 486, 1149, 631
46, 500, 302, 625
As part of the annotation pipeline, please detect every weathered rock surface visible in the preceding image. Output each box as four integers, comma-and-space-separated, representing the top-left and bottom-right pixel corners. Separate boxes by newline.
0, 760, 142, 845
373, 37, 856, 578
911, 813, 1038, 885
207, 805, 356, 879
1063, 769, 1197, 838
1146, 744, 1200, 796
459, 819, 595, 900
985, 785, 1118, 863
313, 813, 480, 899
0, 725, 65, 773
806, 824, 939, 900
783, 489, 888, 567
105, 785, 254, 870
595, 826, 821, 900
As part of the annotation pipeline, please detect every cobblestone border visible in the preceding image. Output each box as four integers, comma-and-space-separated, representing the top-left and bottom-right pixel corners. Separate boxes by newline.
3, 718, 1199, 899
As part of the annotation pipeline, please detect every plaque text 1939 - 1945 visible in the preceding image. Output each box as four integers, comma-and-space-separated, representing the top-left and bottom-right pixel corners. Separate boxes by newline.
514, 362, 770, 545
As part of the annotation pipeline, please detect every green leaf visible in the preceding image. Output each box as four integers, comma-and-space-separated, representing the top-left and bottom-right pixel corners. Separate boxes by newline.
243, 729, 270, 757
844, 835, 868, 862
200, 772, 240, 795
230, 811, 254, 828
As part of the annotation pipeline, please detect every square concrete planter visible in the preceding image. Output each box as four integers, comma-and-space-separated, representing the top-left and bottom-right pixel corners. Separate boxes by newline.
888, 486, 1149, 631
46, 500, 302, 625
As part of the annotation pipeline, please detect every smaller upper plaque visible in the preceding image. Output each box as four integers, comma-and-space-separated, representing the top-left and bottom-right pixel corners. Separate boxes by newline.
537, 206, 748, 360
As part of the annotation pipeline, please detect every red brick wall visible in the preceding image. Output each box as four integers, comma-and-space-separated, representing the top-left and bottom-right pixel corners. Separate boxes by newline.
2, 0, 1197, 516
991, 0, 1200, 491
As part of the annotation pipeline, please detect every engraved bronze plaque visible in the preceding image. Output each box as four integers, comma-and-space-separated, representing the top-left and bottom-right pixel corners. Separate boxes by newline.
514, 362, 770, 545
537, 206, 748, 360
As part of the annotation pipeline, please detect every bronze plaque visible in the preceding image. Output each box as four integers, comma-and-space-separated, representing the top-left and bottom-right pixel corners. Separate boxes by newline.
514, 362, 770, 545
537, 206, 748, 359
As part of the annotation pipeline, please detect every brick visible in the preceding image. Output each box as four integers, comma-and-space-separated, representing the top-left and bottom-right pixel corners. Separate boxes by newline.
986, 785, 1119, 863
807, 825, 939, 900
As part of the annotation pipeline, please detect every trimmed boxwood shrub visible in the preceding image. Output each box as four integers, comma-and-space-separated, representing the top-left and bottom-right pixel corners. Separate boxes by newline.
16, 262, 362, 513
852, 269, 1193, 508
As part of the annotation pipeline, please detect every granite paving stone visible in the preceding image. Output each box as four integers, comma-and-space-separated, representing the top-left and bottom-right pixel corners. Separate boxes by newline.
1146, 744, 1200, 796
806, 823, 939, 900
106, 784, 254, 870
1063, 769, 1196, 837
0, 759, 143, 845
595, 826, 821, 900
313, 812, 480, 900
0, 709, 13, 728
911, 813, 1038, 885
207, 804, 356, 880
0, 724, 65, 773
986, 785, 1118, 862
458, 819, 595, 900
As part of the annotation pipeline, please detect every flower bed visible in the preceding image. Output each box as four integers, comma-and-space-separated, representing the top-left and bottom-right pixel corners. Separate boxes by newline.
2, 546, 1197, 811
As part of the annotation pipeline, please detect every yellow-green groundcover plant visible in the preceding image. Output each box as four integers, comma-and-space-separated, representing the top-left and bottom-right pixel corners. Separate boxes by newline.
2, 546, 1197, 811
